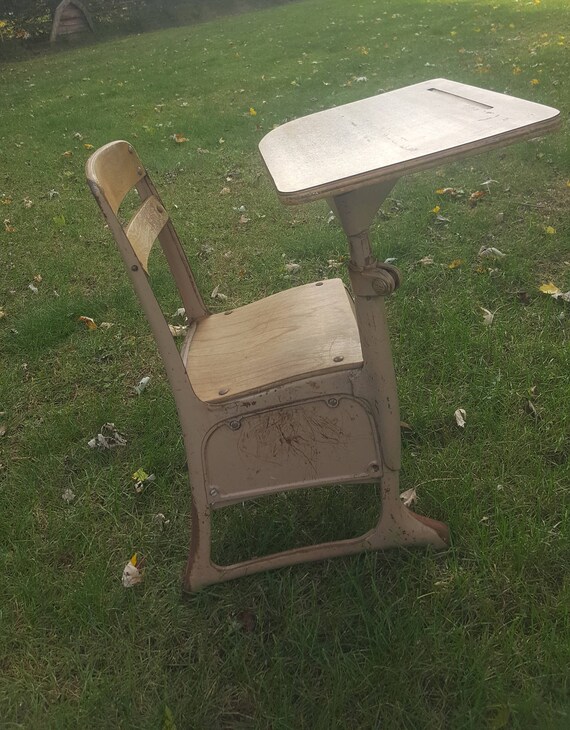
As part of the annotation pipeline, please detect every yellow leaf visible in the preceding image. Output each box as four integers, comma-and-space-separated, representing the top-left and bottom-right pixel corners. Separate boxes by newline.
130, 553, 138, 567
538, 282, 561, 295
249, 107, 257, 116
84, 143, 94, 150
62, 150, 73, 157
448, 259, 463, 269
173, 133, 188, 143
132, 468, 149, 482
512, 66, 522, 75
545, 226, 556, 235
431, 205, 441, 214
78, 315, 97, 330
530, 78, 540, 86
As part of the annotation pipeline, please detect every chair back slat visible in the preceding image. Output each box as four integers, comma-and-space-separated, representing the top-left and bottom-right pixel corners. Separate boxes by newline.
125, 195, 169, 273
85, 141, 145, 214
86, 141, 208, 325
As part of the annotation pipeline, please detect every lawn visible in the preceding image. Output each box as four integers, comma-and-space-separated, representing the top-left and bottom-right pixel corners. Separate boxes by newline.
1, 0, 569, 727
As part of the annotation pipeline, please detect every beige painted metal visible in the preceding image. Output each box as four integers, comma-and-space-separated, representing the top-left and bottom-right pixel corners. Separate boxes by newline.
86, 80, 558, 591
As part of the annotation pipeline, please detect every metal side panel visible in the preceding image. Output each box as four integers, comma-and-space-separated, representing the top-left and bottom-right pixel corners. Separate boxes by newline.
203, 396, 381, 506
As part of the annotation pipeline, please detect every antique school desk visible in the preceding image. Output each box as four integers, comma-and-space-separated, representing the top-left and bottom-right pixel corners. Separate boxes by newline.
258, 78, 560, 554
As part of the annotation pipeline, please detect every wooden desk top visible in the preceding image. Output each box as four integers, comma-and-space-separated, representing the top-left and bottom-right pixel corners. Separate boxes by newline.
259, 78, 560, 204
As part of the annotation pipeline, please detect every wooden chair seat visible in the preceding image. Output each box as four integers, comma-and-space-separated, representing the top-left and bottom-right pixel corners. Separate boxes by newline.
186, 278, 362, 403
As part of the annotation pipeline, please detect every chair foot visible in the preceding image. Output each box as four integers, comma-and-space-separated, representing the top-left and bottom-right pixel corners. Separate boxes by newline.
406, 508, 450, 545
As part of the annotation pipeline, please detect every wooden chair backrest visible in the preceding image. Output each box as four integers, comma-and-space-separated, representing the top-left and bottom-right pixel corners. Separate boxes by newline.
85, 141, 207, 324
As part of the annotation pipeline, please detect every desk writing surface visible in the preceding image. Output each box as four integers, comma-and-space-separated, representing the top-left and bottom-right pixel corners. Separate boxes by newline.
259, 78, 560, 204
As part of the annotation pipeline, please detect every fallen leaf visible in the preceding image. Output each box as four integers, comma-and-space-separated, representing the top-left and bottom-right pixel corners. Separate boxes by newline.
285, 262, 301, 274
418, 255, 434, 266
539, 282, 561, 295
153, 512, 171, 528
219, 187, 231, 195
99, 321, 114, 329
210, 285, 228, 300
173, 133, 188, 143
168, 324, 188, 337
28, 283, 39, 294
454, 408, 467, 428
0, 424, 6, 437
78, 316, 97, 330
122, 554, 144, 588
134, 376, 150, 395
62, 150, 73, 158
400, 487, 417, 507
238, 214, 250, 224
480, 307, 494, 326
84, 143, 94, 150
545, 226, 556, 235
530, 78, 540, 86
0, 309, 5, 319
524, 399, 539, 419
478, 246, 506, 259
61, 488, 75, 503
436, 187, 464, 198
327, 259, 344, 269
469, 190, 486, 206
249, 107, 257, 116
4, 219, 16, 233
431, 205, 441, 214
448, 259, 462, 269
87, 423, 127, 450
132, 467, 156, 494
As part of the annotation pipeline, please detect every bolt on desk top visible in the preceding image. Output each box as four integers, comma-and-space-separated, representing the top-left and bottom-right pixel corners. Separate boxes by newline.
259, 78, 560, 205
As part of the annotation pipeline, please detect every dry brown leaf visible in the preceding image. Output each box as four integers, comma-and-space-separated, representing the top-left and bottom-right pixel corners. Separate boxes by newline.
400, 487, 417, 507
454, 408, 466, 428
168, 324, 188, 337
480, 307, 494, 326
78, 316, 97, 330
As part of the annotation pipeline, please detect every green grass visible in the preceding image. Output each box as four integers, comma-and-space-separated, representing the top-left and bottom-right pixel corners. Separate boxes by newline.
1, 0, 569, 726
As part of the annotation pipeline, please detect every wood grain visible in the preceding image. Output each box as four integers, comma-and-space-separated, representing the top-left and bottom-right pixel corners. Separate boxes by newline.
187, 279, 363, 402
125, 195, 169, 273
259, 78, 560, 204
